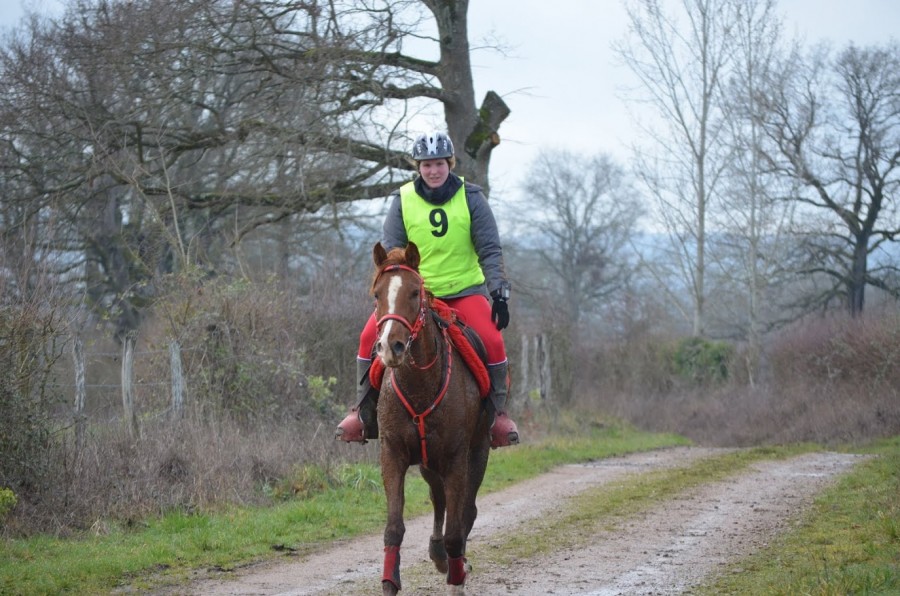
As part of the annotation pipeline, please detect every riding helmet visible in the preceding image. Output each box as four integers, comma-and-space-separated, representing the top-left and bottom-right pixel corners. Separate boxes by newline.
411, 132, 454, 161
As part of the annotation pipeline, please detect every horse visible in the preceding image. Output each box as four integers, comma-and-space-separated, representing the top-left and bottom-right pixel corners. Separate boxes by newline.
370, 241, 492, 595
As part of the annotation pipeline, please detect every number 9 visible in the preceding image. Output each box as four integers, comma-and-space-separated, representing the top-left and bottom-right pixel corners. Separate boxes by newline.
430, 208, 448, 237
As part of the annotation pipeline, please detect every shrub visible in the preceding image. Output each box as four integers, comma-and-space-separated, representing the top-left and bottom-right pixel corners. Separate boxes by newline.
0, 295, 66, 508
582, 334, 734, 399
669, 337, 734, 385
768, 311, 900, 389
139, 268, 370, 425
0, 488, 16, 521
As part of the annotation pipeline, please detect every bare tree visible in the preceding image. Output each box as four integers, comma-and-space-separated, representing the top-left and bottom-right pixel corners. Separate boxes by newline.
515, 150, 641, 330
0, 0, 509, 338
710, 0, 799, 379
615, 0, 743, 337
507, 149, 640, 405
757, 42, 900, 316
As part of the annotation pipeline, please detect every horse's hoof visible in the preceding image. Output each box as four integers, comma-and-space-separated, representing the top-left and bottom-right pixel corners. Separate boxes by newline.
430, 537, 448, 573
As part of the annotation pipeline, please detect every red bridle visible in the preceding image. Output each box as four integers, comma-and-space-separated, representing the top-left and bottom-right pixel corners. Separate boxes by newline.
373, 264, 428, 345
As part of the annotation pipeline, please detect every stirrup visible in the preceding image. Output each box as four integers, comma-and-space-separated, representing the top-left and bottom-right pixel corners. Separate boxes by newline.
336, 408, 368, 443
490, 412, 519, 449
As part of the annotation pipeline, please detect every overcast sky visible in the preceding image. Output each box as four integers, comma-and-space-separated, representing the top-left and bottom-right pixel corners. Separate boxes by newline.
2, 0, 898, 206
465, 0, 900, 205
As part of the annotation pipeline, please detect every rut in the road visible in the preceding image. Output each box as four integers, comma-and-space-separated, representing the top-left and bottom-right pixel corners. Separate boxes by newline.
178, 448, 863, 596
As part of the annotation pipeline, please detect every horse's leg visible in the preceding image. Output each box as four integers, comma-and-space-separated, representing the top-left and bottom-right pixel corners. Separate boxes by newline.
420, 466, 448, 573
463, 434, 491, 539
441, 462, 472, 588
381, 449, 408, 596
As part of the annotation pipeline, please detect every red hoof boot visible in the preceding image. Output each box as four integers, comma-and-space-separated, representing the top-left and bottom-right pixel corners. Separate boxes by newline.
490, 412, 519, 448
336, 408, 367, 443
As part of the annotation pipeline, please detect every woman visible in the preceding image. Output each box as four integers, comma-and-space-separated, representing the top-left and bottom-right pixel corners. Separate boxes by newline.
336, 131, 519, 449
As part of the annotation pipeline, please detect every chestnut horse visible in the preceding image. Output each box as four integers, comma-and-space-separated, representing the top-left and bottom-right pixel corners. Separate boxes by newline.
371, 241, 492, 595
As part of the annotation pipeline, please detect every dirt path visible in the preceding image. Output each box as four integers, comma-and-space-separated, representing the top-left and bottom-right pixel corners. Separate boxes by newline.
180, 447, 863, 595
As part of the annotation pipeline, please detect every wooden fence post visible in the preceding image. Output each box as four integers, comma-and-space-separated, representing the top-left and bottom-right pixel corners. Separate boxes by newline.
169, 340, 185, 417
519, 334, 529, 407
539, 333, 551, 403
121, 332, 139, 437
72, 335, 86, 449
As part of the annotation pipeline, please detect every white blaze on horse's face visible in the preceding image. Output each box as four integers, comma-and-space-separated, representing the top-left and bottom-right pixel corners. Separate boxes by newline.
376, 274, 407, 367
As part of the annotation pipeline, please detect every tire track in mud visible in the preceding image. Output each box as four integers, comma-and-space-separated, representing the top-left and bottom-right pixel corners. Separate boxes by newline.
174, 447, 863, 595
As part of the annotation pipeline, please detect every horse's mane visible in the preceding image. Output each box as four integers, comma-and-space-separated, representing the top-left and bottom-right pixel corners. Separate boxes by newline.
383, 246, 411, 267
370, 247, 433, 304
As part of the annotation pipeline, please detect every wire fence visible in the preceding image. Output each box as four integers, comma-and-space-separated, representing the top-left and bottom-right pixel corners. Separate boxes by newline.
70, 334, 187, 447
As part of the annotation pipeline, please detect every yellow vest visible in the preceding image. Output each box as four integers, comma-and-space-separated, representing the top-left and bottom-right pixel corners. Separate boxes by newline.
399, 180, 485, 296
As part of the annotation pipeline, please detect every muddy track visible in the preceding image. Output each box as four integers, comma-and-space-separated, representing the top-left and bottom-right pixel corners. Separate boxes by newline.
174, 447, 863, 595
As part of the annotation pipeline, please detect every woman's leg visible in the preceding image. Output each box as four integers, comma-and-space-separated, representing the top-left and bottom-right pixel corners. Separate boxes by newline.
445, 296, 519, 447
336, 312, 379, 443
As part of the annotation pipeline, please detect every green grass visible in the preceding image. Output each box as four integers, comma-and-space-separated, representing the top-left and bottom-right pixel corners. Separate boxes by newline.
696, 437, 900, 595
0, 418, 687, 595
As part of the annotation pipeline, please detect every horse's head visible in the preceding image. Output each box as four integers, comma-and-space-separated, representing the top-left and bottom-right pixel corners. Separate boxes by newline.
371, 242, 427, 368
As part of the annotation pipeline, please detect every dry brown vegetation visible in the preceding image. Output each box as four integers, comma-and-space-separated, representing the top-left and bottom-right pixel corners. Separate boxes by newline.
2, 270, 377, 536
588, 307, 900, 447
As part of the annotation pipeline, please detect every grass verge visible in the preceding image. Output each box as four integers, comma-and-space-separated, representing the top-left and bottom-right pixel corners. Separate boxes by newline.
0, 418, 687, 594
695, 437, 900, 595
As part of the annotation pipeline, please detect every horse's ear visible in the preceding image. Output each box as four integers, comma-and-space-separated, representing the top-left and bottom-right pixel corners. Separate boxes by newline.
405, 242, 420, 270
373, 242, 388, 267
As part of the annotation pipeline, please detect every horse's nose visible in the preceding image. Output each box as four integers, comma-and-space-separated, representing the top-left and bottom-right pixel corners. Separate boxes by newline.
390, 340, 406, 359
375, 339, 406, 363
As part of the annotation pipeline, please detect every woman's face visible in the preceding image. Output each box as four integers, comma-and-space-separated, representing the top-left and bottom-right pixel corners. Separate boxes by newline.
419, 159, 450, 189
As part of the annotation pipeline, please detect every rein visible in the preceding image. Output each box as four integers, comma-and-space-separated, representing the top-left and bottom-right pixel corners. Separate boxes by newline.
374, 263, 452, 468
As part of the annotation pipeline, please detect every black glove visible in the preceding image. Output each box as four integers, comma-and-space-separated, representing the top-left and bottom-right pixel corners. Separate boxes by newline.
490, 289, 510, 330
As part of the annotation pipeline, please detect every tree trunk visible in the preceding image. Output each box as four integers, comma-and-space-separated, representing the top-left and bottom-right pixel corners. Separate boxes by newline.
848, 235, 868, 316
428, 0, 509, 193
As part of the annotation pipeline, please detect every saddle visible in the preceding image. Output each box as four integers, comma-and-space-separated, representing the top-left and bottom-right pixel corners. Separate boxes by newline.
369, 298, 491, 398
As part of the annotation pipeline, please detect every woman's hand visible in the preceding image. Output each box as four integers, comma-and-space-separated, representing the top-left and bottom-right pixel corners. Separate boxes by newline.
490, 291, 510, 330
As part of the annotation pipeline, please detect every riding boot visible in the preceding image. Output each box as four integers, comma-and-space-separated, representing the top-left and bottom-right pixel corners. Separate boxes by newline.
487, 362, 520, 448
336, 359, 380, 443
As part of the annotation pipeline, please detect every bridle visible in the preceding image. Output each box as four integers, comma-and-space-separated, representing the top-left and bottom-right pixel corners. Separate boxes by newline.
374, 264, 428, 350
373, 263, 453, 468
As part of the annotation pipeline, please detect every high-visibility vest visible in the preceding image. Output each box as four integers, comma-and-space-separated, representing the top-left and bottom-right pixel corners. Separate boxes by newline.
399, 179, 484, 296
